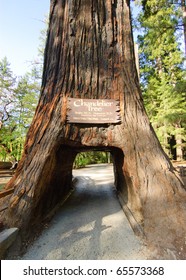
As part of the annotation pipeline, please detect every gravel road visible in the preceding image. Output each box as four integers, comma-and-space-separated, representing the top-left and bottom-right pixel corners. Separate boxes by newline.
19, 164, 153, 260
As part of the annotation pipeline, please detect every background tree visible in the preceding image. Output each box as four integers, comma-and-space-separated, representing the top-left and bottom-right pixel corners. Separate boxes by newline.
74, 151, 111, 168
0, 59, 40, 161
0, 58, 15, 125
135, 0, 186, 159
137, 0, 186, 53
0, 57, 17, 161
0, 17, 47, 162
169, 0, 186, 54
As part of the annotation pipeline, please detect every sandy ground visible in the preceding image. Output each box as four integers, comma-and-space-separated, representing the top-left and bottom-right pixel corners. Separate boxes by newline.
14, 164, 155, 260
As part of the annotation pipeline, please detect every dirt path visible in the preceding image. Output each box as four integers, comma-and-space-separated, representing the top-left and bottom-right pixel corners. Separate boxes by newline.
15, 164, 154, 260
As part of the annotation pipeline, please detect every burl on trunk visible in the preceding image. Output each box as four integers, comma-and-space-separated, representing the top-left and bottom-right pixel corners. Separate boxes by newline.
1, 0, 186, 256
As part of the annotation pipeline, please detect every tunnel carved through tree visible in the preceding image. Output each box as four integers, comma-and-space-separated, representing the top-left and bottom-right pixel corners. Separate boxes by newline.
0, 0, 186, 254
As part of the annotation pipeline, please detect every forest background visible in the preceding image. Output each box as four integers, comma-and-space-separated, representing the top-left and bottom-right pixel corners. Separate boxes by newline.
0, 0, 186, 168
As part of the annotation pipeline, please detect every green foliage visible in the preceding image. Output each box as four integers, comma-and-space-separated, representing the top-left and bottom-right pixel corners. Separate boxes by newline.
0, 17, 48, 161
74, 152, 111, 169
0, 184, 5, 191
0, 57, 16, 123
135, 0, 186, 158
0, 60, 40, 161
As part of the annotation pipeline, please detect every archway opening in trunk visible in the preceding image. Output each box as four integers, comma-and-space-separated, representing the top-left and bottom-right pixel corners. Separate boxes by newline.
71, 148, 127, 211
71, 146, 126, 193
28, 144, 128, 240
32, 145, 127, 224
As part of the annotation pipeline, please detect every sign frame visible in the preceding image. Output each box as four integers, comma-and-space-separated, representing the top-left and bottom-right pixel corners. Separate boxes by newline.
67, 98, 121, 124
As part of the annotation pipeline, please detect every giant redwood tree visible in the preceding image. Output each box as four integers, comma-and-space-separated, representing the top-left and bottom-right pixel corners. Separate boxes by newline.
1, 0, 186, 256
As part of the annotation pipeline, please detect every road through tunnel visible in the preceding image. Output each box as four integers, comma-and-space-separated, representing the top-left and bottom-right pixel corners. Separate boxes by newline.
31, 145, 127, 226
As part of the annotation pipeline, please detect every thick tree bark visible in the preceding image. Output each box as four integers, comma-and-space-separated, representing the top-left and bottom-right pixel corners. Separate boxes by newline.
1, 0, 186, 257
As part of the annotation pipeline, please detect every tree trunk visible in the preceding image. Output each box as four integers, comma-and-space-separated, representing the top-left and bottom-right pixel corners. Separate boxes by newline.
1, 0, 186, 257
181, 0, 186, 55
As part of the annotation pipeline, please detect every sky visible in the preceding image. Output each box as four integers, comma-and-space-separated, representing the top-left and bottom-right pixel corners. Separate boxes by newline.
0, 0, 50, 76
0, 1, 141, 78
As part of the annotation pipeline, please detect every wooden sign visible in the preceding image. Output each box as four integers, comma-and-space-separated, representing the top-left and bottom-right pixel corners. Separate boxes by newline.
67, 98, 121, 124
